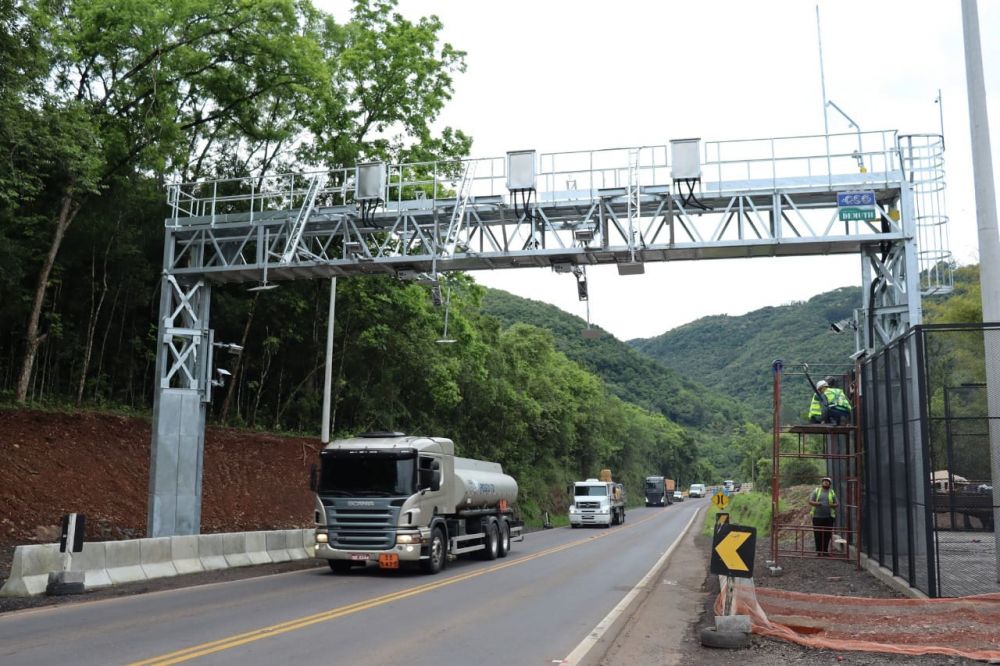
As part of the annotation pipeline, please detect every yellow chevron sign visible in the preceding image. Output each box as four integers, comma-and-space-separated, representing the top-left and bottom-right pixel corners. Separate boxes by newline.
712, 491, 729, 510
710, 524, 756, 578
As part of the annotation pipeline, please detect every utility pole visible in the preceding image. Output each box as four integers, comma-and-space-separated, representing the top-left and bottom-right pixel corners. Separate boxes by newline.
321, 277, 337, 444
961, 0, 1000, 582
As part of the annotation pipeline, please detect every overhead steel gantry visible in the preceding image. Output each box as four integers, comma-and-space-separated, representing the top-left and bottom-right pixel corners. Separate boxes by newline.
149, 129, 951, 536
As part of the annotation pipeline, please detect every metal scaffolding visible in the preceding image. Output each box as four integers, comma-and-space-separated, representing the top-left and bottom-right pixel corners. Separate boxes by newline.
770, 361, 862, 570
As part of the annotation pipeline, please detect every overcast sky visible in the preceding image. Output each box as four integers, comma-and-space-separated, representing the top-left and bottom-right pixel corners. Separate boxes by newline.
319, 0, 1000, 341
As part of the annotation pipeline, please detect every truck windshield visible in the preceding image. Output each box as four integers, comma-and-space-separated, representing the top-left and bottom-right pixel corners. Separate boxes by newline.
645, 482, 660, 491
318, 453, 415, 497
575, 485, 608, 497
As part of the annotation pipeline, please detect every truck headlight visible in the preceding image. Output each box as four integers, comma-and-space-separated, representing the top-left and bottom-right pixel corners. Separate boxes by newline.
396, 533, 423, 545
316, 533, 329, 544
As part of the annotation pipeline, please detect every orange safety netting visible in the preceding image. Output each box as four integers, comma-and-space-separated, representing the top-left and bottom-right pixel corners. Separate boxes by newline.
715, 577, 1000, 662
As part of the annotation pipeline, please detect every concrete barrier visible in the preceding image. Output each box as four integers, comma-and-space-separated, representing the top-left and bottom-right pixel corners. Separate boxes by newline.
286, 530, 308, 561
170, 535, 204, 575
0, 543, 62, 597
265, 530, 291, 563
223, 533, 252, 568
198, 534, 228, 571
140, 537, 178, 579
245, 532, 272, 566
70, 542, 112, 590
105, 540, 146, 585
0, 528, 314, 597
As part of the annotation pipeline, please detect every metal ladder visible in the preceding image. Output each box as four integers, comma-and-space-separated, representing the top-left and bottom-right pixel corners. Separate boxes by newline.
281, 174, 325, 263
442, 160, 477, 256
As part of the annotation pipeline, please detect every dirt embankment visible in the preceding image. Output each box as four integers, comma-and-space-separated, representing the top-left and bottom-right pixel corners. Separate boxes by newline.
0, 408, 318, 583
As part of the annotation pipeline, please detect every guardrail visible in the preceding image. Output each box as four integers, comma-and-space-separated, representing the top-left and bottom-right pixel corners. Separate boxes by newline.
0, 529, 315, 597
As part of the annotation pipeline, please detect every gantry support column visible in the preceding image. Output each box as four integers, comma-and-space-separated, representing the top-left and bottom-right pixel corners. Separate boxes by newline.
148, 274, 212, 537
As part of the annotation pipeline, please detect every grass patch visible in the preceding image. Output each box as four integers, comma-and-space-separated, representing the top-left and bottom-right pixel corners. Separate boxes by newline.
701, 491, 782, 537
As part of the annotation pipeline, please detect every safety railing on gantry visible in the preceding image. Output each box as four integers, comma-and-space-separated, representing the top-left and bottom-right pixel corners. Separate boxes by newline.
166, 129, 905, 226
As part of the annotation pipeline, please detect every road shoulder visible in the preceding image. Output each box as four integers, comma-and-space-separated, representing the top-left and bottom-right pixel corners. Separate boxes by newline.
589, 505, 710, 666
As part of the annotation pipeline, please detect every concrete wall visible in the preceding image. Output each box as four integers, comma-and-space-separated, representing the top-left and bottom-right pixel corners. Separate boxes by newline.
0, 528, 314, 598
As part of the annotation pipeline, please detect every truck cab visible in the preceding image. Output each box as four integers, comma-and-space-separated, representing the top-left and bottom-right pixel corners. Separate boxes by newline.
569, 478, 626, 527
644, 476, 671, 506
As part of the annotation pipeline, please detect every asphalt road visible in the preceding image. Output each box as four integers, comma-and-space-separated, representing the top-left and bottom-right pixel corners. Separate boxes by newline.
0, 500, 706, 666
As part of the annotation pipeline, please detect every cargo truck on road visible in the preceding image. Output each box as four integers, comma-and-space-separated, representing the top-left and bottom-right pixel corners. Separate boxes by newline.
644, 476, 675, 506
311, 432, 523, 575
569, 470, 626, 527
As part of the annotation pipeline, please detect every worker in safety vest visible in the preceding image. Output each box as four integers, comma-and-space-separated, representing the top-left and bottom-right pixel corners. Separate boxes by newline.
809, 377, 852, 425
809, 476, 838, 556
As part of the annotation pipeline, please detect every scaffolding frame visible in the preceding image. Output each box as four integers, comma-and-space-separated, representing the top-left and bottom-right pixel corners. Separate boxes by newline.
770, 360, 862, 570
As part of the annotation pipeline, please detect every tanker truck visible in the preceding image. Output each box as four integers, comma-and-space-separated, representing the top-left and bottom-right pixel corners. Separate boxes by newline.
569, 469, 626, 527
311, 432, 522, 575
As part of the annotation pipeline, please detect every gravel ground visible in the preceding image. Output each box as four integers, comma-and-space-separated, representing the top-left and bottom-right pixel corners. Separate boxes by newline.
685, 533, 986, 665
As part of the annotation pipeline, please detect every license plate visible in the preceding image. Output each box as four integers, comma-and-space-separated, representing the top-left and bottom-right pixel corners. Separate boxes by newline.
350, 553, 369, 561
378, 554, 399, 569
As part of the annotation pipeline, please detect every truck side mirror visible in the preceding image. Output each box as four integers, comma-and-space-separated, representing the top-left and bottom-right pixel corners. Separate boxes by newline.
309, 464, 317, 492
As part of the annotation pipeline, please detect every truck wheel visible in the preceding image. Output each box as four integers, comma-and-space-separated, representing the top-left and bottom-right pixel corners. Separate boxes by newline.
421, 527, 446, 574
497, 520, 511, 558
620, 509, 626, 524
479, 519, 499, 560
328, 560, 352, 574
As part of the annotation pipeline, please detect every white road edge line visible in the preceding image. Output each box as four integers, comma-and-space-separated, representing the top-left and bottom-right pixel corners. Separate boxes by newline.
561, 505, 703, 666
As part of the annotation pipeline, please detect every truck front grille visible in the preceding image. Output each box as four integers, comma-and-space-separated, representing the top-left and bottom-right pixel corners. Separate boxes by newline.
326, 506, 397, 550
576, 501, 601, 510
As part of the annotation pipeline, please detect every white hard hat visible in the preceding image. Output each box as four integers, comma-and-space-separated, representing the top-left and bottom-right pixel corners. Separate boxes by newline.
816, 380, 828, 389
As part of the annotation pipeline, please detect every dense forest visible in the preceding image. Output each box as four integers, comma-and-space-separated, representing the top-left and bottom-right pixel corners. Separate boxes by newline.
629, 287, 859, 425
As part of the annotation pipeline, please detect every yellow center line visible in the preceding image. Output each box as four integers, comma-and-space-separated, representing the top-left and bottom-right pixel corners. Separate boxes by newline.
129, 511, 664, 666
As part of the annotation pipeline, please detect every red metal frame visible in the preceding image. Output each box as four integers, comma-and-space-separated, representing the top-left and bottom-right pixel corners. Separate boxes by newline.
770, 362, 863, 570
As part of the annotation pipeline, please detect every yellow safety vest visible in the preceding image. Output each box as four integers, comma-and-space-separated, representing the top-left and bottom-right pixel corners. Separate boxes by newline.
810, 487, 837, 519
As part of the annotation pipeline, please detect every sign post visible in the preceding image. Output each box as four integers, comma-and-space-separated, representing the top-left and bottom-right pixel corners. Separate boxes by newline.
710, 523, 757, 618
47, 513, 86, 595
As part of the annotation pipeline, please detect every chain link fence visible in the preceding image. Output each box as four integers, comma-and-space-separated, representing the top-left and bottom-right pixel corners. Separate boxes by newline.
861, 324, 999, 597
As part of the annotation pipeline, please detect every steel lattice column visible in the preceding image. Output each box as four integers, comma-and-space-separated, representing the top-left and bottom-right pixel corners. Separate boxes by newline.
148, 274, 212, 537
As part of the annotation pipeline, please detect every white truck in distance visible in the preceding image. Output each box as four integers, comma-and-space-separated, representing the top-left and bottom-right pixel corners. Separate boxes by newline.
688, 483, 706, 498
312, 432, 522, 574
569, 472, 626, 527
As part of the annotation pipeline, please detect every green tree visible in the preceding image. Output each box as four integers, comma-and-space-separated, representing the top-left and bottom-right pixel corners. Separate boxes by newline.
305, 0, 471, 167
12, 0, 331, 402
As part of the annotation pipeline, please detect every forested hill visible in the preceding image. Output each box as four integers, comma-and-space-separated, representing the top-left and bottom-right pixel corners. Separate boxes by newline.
629, 287, 859, 424
481, 289, 745, 431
